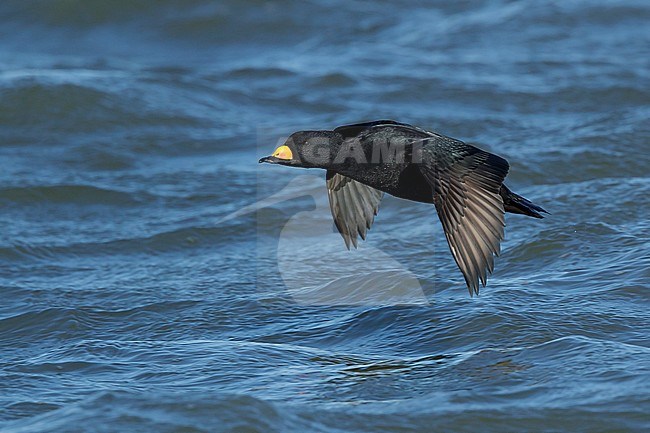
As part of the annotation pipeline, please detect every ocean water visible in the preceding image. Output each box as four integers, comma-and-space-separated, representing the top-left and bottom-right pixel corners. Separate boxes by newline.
1, 1, 649, 432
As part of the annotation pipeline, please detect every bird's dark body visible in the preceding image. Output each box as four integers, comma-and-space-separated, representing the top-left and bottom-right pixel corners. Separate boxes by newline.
330, 122, 533, 210
260, 120, 548, 295
329, 139, 435, 204
327, 123, 435, 203
394, 165, 436, 203
335, 162, 436, 204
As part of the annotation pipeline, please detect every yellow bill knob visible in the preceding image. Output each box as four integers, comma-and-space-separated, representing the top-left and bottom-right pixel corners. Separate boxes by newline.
272, 145, 293, 160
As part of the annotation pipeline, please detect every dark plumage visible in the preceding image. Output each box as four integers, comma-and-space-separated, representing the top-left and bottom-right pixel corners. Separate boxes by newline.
259, 120, 547, 295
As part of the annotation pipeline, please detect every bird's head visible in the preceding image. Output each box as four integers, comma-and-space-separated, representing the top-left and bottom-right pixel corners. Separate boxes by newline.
259, 130, 343, 169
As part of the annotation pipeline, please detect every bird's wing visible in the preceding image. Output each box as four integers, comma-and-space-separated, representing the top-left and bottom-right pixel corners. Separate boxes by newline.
333, 120, 414, 138
326, 170, 384, 249
418, 137, 510, 295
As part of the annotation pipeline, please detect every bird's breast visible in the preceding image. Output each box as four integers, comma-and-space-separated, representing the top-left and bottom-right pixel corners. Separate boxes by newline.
338, 163, 434, 204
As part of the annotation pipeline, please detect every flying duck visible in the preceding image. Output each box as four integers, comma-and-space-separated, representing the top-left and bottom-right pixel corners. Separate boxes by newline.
259, 120, 547, 295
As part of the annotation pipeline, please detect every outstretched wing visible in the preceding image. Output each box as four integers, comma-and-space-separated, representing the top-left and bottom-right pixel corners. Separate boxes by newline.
326, 170, 384, 249
418, 137, 510, 295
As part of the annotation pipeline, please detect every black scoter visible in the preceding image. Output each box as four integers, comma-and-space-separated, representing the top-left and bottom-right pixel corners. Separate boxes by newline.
259, 120, 547, 295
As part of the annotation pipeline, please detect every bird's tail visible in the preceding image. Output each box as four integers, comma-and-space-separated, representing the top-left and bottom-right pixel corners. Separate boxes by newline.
500, 184, 548, 219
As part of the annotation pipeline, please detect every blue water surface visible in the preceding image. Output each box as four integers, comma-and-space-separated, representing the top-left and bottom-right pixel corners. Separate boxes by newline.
1, 1, 649, 432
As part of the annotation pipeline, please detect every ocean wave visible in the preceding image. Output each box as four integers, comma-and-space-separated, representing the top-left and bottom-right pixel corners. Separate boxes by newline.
0, 184, 148, 205
1, 390, 313, 433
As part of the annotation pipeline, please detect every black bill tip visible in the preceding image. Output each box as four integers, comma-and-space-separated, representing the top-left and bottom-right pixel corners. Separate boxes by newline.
259, 156, 272, 164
